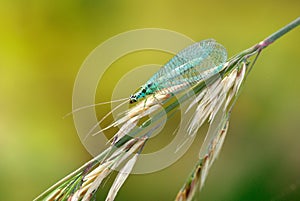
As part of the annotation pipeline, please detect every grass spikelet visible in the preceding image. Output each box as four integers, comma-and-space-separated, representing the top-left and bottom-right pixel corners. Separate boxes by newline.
34, 17, 300, 201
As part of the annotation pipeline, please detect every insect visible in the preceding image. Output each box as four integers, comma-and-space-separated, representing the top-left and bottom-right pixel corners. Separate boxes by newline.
129, 39, 227, 104
70, 39, 228, 138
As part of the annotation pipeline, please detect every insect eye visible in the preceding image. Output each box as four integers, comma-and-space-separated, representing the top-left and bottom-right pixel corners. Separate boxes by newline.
129, 97, 137, 103
147, 83, 152, 87
129, 94, 137, 104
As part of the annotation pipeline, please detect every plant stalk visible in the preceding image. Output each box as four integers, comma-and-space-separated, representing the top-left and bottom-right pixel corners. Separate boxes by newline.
35, 17, 300, 201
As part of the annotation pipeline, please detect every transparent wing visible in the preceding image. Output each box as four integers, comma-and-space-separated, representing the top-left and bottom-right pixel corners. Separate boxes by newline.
149, 39, 227, 92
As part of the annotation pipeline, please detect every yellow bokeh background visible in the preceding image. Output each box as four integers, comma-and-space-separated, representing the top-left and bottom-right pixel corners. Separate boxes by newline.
0, 1, 299, 200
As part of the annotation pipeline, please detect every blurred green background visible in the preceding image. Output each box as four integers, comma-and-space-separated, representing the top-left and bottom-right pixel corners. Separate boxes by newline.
1, 0, 300, 200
